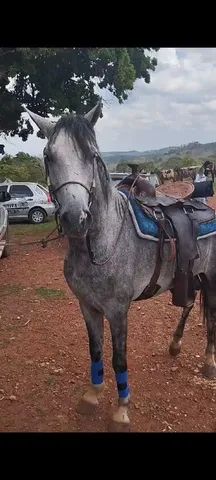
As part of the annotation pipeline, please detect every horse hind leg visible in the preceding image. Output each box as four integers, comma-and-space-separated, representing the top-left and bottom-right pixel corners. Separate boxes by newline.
169, 303, 194, 357
202, 287, 216, 379
76, 302, 105, 415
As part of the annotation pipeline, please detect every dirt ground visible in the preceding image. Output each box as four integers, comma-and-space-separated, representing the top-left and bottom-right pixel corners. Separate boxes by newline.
0, 198, 216, 432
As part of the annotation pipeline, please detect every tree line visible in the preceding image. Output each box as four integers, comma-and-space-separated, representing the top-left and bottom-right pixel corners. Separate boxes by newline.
115, 156, 208, 173
0, 152, 46, 184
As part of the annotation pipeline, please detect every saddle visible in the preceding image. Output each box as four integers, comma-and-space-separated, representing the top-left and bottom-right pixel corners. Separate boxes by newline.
117, 175, 215, 307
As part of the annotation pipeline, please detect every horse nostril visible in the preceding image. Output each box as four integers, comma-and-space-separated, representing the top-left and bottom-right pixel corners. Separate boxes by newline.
79, 211, 88, 226
85, 209, 92, 225
79, 210, 92, 229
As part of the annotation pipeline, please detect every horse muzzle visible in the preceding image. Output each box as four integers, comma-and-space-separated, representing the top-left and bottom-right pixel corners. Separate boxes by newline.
60, 207, 92, 238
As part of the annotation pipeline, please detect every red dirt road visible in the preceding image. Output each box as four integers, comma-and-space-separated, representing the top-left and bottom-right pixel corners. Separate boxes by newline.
0, 199, 216, 432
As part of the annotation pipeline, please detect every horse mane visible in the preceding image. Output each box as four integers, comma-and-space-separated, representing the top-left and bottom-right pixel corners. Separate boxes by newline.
49, 113, 111, 201
50, 114, 97, 159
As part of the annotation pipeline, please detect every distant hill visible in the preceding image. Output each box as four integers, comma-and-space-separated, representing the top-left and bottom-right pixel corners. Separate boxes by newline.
102, 141, 216, 170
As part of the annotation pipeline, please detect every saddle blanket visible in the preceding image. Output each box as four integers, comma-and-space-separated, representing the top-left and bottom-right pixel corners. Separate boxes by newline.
119, 190, 216, 242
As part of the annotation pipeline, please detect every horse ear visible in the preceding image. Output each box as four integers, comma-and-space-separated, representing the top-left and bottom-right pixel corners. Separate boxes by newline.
84, 99, 103, 126
24, 107, 56, 138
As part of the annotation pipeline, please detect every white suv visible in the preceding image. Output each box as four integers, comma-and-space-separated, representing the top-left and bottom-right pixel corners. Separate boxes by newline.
0, 182, 56, 224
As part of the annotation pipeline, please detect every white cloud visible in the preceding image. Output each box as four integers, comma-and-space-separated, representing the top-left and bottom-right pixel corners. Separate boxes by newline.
157, 48, 180, 67
2, 48, 216, 156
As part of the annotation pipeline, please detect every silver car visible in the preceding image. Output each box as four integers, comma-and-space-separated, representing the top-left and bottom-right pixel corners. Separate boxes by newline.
0, 182, 55, 224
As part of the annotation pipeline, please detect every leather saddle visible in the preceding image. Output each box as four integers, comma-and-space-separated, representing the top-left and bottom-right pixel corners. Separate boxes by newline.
117, 175, 215, 307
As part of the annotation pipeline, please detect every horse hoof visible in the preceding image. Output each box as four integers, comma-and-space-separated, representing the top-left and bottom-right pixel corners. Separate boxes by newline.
169, 341, 181, 357
108, 420, 131, 433
108, 405, 130, 432
76, 397, 99, 415
202, 364, 216, 379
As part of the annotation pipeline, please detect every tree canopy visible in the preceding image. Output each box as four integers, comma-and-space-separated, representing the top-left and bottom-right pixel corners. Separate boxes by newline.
0, 152, 45, 184
0, 48, 159, 141
162, 156, 201, 170
116, 160, 157, 173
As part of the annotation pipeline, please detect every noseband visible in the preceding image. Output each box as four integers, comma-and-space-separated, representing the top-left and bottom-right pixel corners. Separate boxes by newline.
51, 181, 92, 197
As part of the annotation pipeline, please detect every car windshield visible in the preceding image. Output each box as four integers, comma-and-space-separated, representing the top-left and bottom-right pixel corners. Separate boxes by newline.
37, 184, 48, 195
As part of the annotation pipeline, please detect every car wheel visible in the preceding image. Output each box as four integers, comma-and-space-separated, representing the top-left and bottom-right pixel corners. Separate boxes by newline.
29, 208, 46, 224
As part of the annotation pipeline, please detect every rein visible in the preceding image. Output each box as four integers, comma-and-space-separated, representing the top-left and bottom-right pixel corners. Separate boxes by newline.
4, 227, 62, 249
4, 211, 64, 249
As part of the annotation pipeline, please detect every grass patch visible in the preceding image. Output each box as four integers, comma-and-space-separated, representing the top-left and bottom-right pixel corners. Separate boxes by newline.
0, 284, 23, 297
9, 220, 56, 237
36, 287, 65, 299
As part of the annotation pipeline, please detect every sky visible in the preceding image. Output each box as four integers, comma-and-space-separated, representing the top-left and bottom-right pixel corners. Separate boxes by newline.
1, 48, 216, 156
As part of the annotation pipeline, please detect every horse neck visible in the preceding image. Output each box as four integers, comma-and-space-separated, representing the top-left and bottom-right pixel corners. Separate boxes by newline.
89, 172, 121, 240
68, 168, 125, 258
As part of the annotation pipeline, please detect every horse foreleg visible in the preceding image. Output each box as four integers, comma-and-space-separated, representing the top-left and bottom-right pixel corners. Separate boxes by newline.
108, 311, 130, 432
77, 301, 105, 415
169, 304, 194, 356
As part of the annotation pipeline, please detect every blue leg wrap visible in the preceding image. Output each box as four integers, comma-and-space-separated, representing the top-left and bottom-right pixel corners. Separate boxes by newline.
116, 371, 130, 399
91, 360, 104, 385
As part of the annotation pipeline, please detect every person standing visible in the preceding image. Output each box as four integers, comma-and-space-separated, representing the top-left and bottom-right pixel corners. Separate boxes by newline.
194, 167, 207, 204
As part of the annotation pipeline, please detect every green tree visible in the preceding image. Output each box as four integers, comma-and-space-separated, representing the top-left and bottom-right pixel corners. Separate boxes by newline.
139, 161, 155, 173
0, 48, 159, 140
116, 159, 160, 173
181, 156, 200, 167
162, 156, 201, 170
116, 162, 131, 173
0, 152, 45, 184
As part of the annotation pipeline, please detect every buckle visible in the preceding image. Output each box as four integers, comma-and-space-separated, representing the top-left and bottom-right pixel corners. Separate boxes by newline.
153, 210, 164, 220
183, 206, 194, 214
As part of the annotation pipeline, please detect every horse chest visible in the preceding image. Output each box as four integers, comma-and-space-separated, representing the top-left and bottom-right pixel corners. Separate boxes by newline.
64, 257, 103, 301
64, 255, 126, 308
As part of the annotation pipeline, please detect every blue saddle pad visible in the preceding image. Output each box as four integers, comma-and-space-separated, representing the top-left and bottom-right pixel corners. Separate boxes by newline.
119, 190, 216, 241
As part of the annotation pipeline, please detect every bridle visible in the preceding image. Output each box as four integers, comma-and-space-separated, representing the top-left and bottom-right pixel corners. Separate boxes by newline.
43, 148, 96, 213
43, 146, 134, 265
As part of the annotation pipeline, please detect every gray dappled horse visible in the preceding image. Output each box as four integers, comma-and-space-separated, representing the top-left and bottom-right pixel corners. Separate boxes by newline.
26, 102, 216, 431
